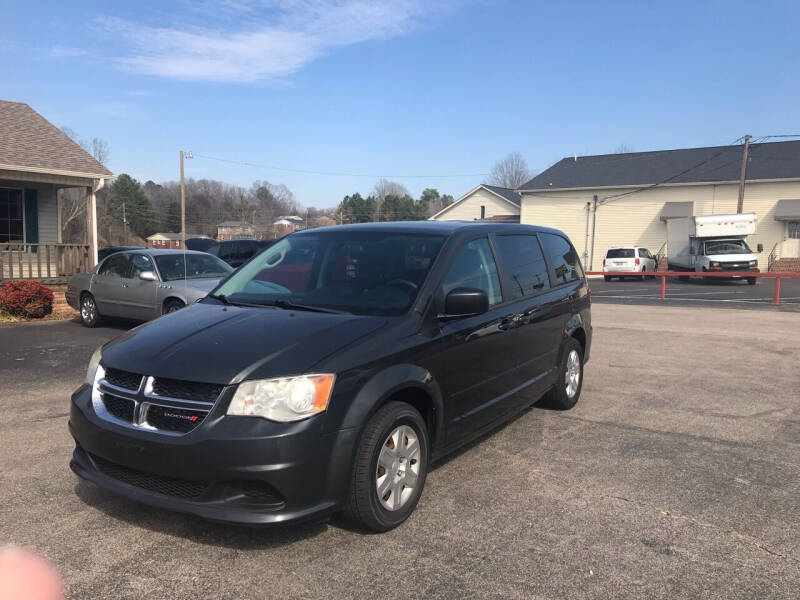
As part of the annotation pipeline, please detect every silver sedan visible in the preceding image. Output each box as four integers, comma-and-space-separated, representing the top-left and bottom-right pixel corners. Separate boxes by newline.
66, 249, 233, 327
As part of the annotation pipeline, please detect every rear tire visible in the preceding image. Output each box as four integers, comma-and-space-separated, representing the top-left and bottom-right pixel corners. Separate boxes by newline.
344, 401, 429, 532
747, 277, 756, 285
543, 337, 584, 411
604, 276, 610, 282
79, 293, 102, 328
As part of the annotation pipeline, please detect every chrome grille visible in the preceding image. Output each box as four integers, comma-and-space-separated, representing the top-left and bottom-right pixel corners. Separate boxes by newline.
104, 368, 142, 391
94, 370, 222, 436
151, 377, 222, 402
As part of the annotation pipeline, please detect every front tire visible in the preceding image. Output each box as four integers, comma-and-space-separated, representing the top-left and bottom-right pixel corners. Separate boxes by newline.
544, 338, 584, 410
604, 275, 610, 282
747, 277, 756, 285
79, 293, 102, 328
163, 299, 185, 314
344, 401, 429, 532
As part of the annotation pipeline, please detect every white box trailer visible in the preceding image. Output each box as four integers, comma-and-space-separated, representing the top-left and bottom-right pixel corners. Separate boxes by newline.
667, 213, 759, 284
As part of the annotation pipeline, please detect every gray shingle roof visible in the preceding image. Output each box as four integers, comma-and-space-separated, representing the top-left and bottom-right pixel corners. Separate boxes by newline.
521, 141, 800, 191
0, 100, 113, 177
482, 184, 521, 206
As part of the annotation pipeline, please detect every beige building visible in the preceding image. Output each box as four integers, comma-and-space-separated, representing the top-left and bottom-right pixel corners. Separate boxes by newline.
430, 184, 520, 222
518, 141, 800, 272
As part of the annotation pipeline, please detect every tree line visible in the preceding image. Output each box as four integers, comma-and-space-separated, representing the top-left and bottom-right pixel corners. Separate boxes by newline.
59, 126, 535, 246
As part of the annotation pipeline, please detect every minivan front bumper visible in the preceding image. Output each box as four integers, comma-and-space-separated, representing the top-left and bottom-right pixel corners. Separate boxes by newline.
69, 385, 358, 525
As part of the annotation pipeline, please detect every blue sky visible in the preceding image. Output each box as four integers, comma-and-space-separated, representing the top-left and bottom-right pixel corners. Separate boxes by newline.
3, 0, 799, 207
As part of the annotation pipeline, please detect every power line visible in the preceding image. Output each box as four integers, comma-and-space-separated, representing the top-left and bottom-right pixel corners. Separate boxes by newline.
192, 153, 489, 179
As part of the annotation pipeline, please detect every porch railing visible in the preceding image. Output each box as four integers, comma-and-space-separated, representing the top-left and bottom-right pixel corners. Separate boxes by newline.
0, 244, 91, 281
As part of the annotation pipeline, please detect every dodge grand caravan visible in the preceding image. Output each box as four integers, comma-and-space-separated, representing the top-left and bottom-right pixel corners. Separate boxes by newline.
69, 222, 592, 531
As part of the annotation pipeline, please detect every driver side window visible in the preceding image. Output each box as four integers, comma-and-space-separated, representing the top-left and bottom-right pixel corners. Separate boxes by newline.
128, 254, 154, 279
441, 238, 502, 306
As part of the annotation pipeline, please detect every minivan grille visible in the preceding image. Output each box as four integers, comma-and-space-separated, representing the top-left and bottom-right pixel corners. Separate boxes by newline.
90, 453, 208, 499
102, 394, 135, 422
104, 368, 142, 391
145, 404, 210, 434
151, 377, 223, 402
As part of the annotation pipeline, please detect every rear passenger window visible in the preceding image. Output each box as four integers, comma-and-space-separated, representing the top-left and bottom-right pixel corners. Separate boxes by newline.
99, 254, 130, 278
492, 235, 550, 300
539, 233, 583, 285
441, 238, 502, 306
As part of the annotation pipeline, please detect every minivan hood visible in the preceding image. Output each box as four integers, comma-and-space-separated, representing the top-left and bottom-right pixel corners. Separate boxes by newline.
100, 302, 386, 385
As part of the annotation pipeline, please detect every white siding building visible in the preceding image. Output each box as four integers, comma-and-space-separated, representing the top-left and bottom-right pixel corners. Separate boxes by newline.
518, 141, 800, 272
430, 184, 520, 222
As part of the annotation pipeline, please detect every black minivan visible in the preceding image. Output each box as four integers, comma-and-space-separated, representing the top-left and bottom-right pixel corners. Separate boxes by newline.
70, 222, 591, 531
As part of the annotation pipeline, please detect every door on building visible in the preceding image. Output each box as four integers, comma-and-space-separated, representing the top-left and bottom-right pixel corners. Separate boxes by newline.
0, 188, 24, 243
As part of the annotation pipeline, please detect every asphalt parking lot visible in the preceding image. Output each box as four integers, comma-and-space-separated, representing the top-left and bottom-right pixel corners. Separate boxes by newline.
1, 306, 799, 599
590, 275, 800, 310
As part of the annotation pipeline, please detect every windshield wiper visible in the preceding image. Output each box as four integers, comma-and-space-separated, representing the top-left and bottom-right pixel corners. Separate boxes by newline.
206, 293, 265, 308
207, 293, 230, 305
263, 299, 350, 314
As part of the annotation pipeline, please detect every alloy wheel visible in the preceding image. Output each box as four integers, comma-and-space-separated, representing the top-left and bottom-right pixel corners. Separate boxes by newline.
81, 296, 95, 323
565, 349, 581, 398
376, 425, 420, 511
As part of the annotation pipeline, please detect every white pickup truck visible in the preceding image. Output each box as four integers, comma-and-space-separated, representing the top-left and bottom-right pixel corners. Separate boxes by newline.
666, 213, 760, 284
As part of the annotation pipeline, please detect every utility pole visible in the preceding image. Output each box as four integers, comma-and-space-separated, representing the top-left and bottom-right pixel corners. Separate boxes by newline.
736, 134, 751, 214
583, 201, 591, 266
589, 194, 598, 270
122, 201, 127, 241
179, 150, 186, 248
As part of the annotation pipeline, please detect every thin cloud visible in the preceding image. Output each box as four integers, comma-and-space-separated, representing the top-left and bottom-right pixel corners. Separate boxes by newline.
51, 45, 88, 58
98, 1, 467, 83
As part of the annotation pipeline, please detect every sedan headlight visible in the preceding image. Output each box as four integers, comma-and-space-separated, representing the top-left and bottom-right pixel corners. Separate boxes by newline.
749, 260, 757, 266
710, 261, 720, 267
85, 346, 104, 385
227, 374, 335, 422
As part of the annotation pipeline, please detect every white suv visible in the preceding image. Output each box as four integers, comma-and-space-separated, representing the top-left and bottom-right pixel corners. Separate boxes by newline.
603, 247, 657, 281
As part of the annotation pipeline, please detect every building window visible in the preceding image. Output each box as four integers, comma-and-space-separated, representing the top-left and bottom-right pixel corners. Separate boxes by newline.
789, 221, 800, 239
0, 188, 24, 243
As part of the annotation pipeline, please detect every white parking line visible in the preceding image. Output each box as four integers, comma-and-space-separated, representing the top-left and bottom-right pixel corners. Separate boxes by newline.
593, 290, 748, 297
594, 295, 800, 304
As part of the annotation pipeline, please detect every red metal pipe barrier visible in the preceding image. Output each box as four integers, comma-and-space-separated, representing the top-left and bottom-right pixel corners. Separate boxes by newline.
585, 270, 800, 305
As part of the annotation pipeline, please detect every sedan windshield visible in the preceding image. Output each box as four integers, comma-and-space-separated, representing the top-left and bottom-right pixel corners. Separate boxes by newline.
211, 231, 446, 316
704, 240, 751, 255
155, 254, 233, 281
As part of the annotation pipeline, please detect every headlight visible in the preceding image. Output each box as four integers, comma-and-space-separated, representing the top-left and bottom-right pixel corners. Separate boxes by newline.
227, 374, 335, 422
710, 261, 720, 267
85, 346, 103, 385
749, 260, 757, 266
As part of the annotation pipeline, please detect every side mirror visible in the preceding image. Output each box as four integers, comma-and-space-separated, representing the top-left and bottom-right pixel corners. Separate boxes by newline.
757, 243, 763, 253
139, 271, 157, 282
440, 288, 489, 320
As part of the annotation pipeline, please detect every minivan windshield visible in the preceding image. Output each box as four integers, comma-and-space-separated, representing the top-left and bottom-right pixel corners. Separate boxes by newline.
606, 248, 635, 258
703, 239, 752, 255
211, 231, 446, 316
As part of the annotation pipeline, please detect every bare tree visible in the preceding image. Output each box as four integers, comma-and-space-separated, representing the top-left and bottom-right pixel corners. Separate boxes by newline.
372, 179, 410, 203
487, 152, 531, 189
59, 127, 111, 242
614, 144, 634, 154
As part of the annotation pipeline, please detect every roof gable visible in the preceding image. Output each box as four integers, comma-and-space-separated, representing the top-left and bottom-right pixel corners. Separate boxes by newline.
429, 184, 521, 219
0, 100, 113, 178
521, 140, 800, 191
